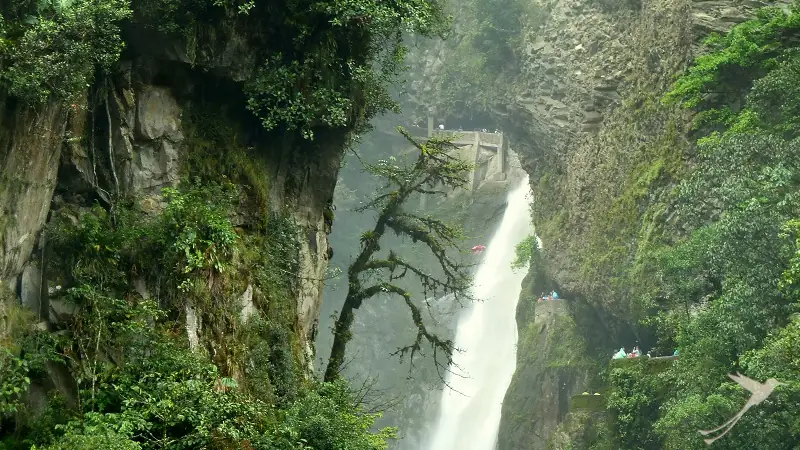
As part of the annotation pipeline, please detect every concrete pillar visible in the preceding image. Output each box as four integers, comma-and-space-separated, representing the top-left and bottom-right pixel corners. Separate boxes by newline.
470, 132, 482, 192
420, 192, 427, 211
427, 115, 434, 137
498, 134, 507, 175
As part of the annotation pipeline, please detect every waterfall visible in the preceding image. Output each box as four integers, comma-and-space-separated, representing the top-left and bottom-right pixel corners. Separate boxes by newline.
427, 177, 535, 450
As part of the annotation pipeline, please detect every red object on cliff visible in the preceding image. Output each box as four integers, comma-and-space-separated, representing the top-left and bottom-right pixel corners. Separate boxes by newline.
471, 245, 486, 254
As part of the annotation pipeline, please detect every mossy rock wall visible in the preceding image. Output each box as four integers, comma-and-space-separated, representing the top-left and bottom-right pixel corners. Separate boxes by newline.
498, 258, 605, 450
0, 28, 350, 433
482, 0, 769, 446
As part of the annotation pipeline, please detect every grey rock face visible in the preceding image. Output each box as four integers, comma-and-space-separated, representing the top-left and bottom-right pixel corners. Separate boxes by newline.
135, 86, 183, 142
19, 262, 42, 316
498, 301, 593, 450
240, 284, 256, 323
503, 0, 779, 166
121, 85, 184, 194
2, 67, 339, 377
0, 97, 66, 286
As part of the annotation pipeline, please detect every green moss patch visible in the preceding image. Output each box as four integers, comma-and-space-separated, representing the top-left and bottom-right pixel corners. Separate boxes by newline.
570, 394, 606, 412
181, 103, 271, 214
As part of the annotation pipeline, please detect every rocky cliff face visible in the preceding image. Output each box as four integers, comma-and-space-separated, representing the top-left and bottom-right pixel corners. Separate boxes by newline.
0, 98, 66, 294
491, 0, 779, 448
0, 26, 341, 368
496, 250, 602, 450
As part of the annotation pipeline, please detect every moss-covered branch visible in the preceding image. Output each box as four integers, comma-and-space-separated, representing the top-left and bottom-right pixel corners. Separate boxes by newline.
323, 130, 473, 382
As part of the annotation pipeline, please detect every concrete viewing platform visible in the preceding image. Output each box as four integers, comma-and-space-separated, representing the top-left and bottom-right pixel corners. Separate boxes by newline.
403, 122, 513, 210
397, 113, 532, 211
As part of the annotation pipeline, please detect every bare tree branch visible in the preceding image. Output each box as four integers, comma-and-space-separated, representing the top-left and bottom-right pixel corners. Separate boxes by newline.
347, 372, 405, 414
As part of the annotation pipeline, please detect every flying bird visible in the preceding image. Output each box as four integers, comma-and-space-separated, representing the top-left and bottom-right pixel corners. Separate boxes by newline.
471, 245, 486, 254
699, 373, 783, 445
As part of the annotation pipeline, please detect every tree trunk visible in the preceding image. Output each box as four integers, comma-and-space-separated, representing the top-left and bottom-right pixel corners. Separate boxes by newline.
324, 294, 358, 381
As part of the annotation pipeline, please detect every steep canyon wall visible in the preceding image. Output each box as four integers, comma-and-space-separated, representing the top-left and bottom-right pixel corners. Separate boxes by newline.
492, 0, 780, 448
395, 0, 787, 447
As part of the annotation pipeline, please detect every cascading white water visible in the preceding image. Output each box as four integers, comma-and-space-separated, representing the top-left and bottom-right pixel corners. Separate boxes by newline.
427, 177, 535, 450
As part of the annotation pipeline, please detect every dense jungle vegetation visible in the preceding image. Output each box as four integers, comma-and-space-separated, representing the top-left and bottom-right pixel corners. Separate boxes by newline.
0, 181, 400, 449
602, 4, 800, 449
5, 0, 800, 448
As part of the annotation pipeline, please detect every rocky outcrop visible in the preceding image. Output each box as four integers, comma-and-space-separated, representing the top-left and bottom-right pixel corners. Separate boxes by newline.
506, 0, 779, 149
547, 408, 610, 450
0, 27, 342, 370
497, 263, 601, 450
0, 99, 66, 290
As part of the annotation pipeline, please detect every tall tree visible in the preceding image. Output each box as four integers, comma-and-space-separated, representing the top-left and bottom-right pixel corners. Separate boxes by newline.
324, 129, 474, 382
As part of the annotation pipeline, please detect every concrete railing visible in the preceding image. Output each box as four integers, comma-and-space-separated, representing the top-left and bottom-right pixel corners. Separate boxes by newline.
428, 130, 503, 145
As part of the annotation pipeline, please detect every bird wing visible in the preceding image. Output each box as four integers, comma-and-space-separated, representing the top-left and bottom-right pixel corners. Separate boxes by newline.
728, 372, 761, 393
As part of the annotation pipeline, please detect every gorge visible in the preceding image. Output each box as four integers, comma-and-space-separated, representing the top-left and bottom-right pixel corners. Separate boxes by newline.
3, 0, 800, 449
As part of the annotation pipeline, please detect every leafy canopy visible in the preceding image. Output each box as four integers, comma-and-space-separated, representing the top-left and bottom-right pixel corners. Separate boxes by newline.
0, 0, 451, 139
0, 0, 130, 104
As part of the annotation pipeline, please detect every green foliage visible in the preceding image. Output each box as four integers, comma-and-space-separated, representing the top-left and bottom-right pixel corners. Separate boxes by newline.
49, 181, 240, 302
16, 322, 394, 449
244, 55, 354, 140
45, 180, 306, 379
646, 125, 800, 446
511, 234, 539, 270
242, 317, 298, 404
35, 421, 142, 450
181, 104, 271, 213
283, 380, 397, 450
596, 5, 800, 448
0, 300, 65, 438
0, 0, 131, 104
2, 0, 449, 138
158, 183, 240, 291
663, 3, 800, 131
135, 0, 449, 139
4, 180, 393, 449
606, 359, 673, 449
653, 137, 800, 392
0, 348, 30, 417
431, 0, 540, 116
